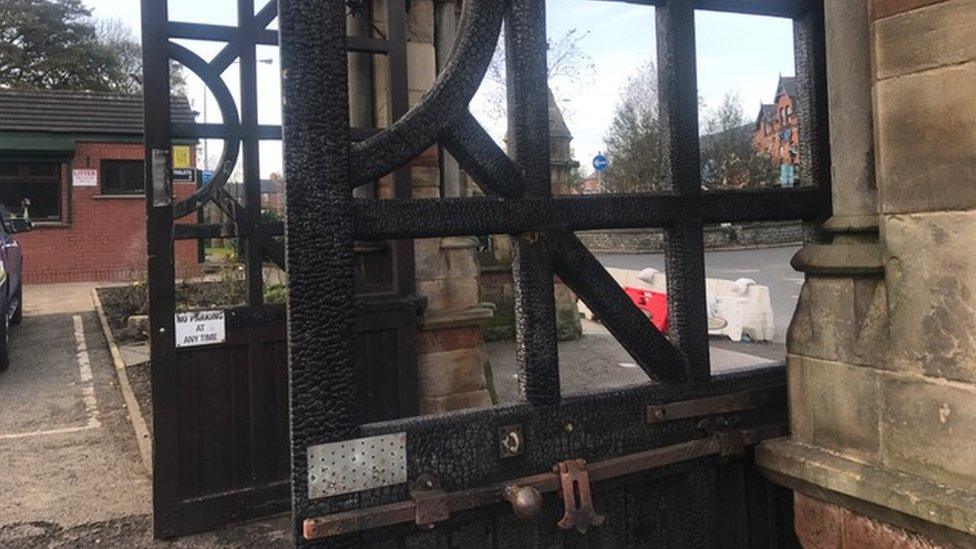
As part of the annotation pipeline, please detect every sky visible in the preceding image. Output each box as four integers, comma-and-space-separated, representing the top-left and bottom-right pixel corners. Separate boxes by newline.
85, 0, 795, 178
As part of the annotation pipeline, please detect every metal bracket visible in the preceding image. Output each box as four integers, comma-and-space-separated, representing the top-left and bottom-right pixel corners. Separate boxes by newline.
713, 430, 747, 457
646, 387, 781, 424
554, 459, 605, 534
306, 432, 407, 499
151, 148, 173, 208
410, 474, 449, 529
499, 424, 524, 458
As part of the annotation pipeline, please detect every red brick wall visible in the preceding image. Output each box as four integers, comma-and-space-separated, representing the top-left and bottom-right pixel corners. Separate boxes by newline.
16, 141, 198, 284
754, 93, 801, 168
794, 493, 942, 548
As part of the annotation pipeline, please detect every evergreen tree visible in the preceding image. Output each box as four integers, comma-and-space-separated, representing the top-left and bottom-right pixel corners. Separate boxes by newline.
0, 1, 185, 94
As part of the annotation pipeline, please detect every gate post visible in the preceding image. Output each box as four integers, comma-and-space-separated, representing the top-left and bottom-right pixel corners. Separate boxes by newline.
278, 1, 358, 544
140, 0, 179, 537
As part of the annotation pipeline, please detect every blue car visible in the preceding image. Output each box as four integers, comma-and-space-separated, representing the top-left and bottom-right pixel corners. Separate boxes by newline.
0, 204, 31, 370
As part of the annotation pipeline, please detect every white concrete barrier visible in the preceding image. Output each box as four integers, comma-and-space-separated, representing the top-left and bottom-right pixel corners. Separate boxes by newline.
580, 268, 775, 342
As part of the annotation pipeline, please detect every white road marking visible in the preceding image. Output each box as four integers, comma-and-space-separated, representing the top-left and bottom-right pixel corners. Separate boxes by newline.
0, 315, 100, 442
73, 315, 101, 429
618, 362, 637, 369
786, 277, 805, 284
0, 425, 95, 441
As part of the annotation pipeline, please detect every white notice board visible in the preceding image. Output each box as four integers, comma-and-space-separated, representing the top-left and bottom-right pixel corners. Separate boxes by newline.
174, 310, 226, 348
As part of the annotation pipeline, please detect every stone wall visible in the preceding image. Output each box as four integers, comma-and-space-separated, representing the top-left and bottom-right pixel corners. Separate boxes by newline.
757, 1, 976, 546
370, 0, 494, 414
576, 221, 816, 253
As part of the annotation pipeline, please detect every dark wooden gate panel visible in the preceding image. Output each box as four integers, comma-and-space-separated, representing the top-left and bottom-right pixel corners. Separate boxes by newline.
152, 299, 423, 537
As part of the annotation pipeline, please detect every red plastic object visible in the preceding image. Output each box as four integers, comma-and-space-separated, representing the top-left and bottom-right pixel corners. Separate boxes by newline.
623, 287, 669, 333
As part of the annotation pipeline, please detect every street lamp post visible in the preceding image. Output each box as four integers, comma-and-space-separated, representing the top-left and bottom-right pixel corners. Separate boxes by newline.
201, 58, 274, 172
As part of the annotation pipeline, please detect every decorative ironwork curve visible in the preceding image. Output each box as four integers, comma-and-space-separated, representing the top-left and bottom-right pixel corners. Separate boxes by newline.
342, 0, 688, 382
168, 42, 242, 220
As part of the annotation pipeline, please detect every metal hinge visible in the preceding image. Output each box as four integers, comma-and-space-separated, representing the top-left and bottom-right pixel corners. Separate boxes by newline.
410, 474, 450, 529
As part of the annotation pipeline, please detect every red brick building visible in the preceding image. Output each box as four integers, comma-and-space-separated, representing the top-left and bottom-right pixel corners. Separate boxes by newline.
0, 90, 199, 283
754, 76, 800, 186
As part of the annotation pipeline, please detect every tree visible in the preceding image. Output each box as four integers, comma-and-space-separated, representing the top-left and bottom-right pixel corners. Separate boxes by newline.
0, 1, 186, 94
480, 28, 595, 123
94, 18, 141, 93
700, 92, 777, 189
0, 0, 125, 91
96, 18, 188, 96
601, 59, 665, 193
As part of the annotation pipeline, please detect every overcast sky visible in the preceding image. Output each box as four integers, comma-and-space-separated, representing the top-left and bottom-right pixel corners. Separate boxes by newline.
85, 0, 794, 178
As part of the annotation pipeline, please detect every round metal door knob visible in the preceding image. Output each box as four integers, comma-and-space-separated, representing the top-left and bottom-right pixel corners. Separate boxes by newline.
505, 484, 543, 522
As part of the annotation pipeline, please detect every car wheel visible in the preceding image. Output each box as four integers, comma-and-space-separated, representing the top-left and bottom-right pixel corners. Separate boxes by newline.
0, 309, 9, 371
10, 284, 22, 326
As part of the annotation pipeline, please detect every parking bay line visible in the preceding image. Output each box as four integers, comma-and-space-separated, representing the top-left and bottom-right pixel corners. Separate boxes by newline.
0, 314, 100, 441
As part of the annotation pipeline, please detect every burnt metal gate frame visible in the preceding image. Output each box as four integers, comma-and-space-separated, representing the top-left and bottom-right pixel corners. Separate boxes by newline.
280, 0, 829, 547
141, 0, 420, 538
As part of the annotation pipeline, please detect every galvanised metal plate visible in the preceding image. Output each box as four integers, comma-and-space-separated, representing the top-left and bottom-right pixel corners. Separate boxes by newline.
307, 433, 407, 499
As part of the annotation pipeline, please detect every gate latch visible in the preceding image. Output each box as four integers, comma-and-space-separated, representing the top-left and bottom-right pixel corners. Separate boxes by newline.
410, 474, 450, 529
554, 459, 605, 533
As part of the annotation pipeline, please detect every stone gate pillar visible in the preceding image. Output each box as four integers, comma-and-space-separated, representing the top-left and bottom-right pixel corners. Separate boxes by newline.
758, 1, 976, 546
371, 0, 495, 414
478, 92, 584, 342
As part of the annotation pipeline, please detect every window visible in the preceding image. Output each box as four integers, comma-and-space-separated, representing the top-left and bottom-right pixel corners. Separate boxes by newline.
101, 159, 145, 195
0, 161, 63, 221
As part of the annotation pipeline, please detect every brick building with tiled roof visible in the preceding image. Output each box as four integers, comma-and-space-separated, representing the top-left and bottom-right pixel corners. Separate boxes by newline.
0, 89, 199, 282
753, 76, 800, 186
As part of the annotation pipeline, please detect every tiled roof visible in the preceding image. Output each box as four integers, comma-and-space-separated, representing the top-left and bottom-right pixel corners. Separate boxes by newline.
778, 76, 797, 99
756, 103, 777, 126
0, 89, 196, 136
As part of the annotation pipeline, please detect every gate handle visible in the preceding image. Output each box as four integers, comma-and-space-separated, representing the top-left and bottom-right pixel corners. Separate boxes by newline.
555, 459, 605, 533
302, 426, 780, 540
505, 484, 543, 521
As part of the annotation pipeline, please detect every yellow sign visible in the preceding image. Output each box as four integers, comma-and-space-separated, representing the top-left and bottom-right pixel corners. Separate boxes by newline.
172, 145, 192, 169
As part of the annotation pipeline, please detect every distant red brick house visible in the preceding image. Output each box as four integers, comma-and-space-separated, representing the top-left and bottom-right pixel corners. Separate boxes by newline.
228, 172, 285, 215
754, 76, 800, 186
0, 90, 199, 283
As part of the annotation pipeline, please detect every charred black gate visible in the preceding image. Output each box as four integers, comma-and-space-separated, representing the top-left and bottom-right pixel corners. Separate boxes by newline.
141, 0, 422, 538
280, 0, 829, 548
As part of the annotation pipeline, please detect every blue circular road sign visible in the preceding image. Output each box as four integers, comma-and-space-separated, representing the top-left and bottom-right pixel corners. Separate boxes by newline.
592, 153, 608, 172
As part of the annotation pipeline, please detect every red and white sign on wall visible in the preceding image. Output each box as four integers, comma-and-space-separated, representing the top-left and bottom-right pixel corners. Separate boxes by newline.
72, 168, 98, 187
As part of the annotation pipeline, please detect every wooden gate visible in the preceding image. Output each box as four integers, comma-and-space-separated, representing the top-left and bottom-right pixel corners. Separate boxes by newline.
140, 0, 421, 537
280, 0, 829, 547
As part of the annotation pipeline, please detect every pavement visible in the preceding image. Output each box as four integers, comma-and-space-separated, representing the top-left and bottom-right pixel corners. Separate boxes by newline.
489, 318, 779, 402
0, 284, 152, 546
0, 284, 290, 548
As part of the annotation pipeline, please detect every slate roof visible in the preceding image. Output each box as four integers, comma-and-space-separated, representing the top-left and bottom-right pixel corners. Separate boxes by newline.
778, 76, 797, 99
0, 89, 196, 136
755, 103, 776, 128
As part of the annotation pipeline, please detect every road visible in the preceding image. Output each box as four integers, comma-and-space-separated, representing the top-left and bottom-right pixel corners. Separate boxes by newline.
595, 246, 804, 343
